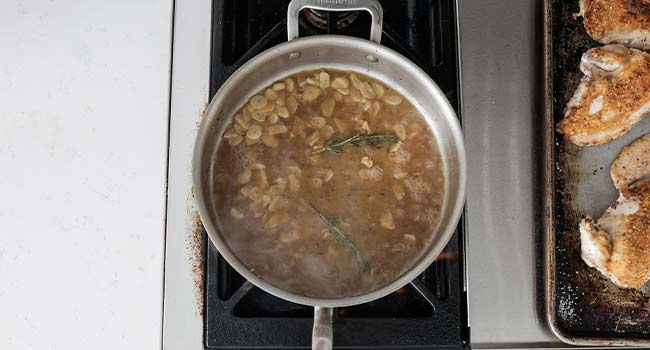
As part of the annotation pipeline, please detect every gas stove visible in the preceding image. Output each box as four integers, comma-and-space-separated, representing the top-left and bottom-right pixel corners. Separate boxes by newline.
202, 1, 468, 348
164, 1, 563, 349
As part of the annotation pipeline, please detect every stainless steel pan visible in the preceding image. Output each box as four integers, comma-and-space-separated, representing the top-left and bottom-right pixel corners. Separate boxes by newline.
193, 0, 466, 348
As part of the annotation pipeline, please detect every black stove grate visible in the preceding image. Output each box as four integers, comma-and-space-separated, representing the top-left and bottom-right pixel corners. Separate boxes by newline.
205, 1, 468, 348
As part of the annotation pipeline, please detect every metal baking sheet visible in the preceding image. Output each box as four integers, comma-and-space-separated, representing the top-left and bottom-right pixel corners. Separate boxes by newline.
544, 0, 650, 346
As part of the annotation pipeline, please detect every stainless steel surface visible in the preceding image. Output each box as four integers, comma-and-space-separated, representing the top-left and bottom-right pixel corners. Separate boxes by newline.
459, 0, 565, 348
312, 307, 333, 350
543, 0, 650, 346
193, 30, 466, 307
287, 0, 383, 43
165, 0, 611, 348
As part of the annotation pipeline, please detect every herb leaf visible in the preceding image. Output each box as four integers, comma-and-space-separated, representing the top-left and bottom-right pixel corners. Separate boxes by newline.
308, 202, 371, 272
312, 133, 399, 155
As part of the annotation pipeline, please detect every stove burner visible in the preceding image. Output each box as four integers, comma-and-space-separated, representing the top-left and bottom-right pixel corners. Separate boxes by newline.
208, 0, 467, 348
303, 9, 359, 30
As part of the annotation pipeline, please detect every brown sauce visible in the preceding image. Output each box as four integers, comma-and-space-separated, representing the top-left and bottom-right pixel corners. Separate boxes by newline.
212, 69, 444, 298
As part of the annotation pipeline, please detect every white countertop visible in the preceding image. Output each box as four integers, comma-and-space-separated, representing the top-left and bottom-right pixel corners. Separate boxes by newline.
0, 1, 173, 349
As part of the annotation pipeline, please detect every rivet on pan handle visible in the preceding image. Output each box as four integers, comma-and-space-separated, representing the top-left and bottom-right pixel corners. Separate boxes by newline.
287, 0, 383, 44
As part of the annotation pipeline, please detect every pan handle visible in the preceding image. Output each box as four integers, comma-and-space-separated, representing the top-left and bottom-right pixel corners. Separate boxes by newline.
287, 0, 383, 44
312, 306, 333, 350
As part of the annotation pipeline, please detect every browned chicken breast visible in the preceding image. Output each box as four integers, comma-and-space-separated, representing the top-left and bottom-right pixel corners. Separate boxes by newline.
611, 134, 650, 189
580, 135, 650, 289
578, 0, 650, 50
556, 45, 650, 146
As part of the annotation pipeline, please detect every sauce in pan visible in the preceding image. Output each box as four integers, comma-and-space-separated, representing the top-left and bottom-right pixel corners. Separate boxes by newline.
213, 69, 445, 298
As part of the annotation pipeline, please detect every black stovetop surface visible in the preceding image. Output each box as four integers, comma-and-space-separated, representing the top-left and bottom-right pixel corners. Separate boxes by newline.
204, 1, 468, 348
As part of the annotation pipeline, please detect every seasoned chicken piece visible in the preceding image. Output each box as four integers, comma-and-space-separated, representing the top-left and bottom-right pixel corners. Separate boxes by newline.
556, 45, 650, 146
580, 180, 650, 289
611, 134, 650, 189
578, 0, 650, 50
580, 135, 650, 289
